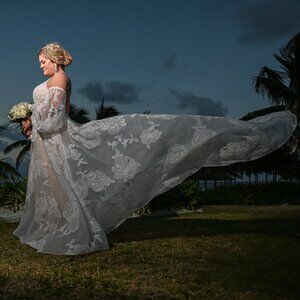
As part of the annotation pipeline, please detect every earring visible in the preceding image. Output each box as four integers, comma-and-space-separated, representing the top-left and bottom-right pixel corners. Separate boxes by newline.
55, 64, 59, 72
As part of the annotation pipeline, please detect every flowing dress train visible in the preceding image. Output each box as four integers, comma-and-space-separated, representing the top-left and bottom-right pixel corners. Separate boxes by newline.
13, 79, 297, 255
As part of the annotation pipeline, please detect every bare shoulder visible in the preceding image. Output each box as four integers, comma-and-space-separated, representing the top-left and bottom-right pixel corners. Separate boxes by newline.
48, 73, 69, 91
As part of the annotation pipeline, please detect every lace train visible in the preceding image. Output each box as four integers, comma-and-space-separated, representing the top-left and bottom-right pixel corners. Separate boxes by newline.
13, 79, 297, 255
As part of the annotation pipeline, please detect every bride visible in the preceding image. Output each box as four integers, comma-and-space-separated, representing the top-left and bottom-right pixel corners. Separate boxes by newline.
13, 42, 297, 255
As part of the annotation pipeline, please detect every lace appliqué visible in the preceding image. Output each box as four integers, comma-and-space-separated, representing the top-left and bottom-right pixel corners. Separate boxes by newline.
140, 121, 161, 149
165, 143, 188, 164
35, 191, 61, 232
68, 121, 102, 149
220, 136, 261, 162
31, 159, 49, 179
65, 144, 87, 166
107, 134, 139, 151
97, 116, 127, 134
191, 117, 217, 146
58, 199, 80, 236
84, 170, 115, 192
45, 139, 66, 174
73, 178, 90, 200
112, 150, 142, 181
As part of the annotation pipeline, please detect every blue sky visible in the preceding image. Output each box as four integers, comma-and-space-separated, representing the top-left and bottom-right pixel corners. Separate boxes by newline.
0, 0, 299, 169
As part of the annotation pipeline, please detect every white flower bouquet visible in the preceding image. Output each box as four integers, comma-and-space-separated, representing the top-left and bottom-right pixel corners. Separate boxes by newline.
8, 102, 33, 123
8, 102, 33, 138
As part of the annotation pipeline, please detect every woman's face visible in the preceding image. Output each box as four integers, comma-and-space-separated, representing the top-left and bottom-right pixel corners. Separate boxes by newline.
39, 54, 55, 77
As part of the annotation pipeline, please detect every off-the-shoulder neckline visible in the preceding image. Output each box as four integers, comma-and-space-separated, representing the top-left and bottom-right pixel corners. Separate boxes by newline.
47, 86, 67, 93
45, 78, 68, 93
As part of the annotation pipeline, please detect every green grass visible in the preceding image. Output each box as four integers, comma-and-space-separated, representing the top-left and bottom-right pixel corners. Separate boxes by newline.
0, 206, 300, 299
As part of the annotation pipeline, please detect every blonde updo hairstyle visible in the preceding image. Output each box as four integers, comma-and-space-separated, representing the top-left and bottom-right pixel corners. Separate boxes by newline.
38, 42, 73, 68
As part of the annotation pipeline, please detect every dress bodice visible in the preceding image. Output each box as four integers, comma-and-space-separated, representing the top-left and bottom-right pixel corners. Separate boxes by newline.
33, 79, 49, 103
33, 80, 51, 119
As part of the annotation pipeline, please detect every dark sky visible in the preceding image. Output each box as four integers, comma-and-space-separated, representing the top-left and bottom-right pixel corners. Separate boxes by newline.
0, 0, 300, 166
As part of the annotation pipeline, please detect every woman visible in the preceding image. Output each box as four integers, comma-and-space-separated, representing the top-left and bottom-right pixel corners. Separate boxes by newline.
14, 42, 297, 255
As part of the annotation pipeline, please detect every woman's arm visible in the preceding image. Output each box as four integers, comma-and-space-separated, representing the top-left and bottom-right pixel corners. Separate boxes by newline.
28, 74, 70, 136
32, 87, 68, 135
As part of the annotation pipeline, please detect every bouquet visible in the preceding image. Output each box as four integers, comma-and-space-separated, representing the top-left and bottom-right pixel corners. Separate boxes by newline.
8, 102, 33, 137
8, 102, 33, 123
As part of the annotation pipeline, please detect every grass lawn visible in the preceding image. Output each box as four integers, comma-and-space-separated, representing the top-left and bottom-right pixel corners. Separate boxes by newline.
0, 205, 300, 299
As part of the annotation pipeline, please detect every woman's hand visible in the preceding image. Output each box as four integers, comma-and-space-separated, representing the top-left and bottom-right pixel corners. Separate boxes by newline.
21, 119, 32, 138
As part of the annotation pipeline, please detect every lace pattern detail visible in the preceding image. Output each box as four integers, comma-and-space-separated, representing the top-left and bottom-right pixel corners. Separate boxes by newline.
58, 198, 80, 236
191, 117, 217, 146
85, 170, 115, 192
165, 143, 188, 164
140, 121, 162, 149
112, 150, 142, 181
35, 191, 61, 232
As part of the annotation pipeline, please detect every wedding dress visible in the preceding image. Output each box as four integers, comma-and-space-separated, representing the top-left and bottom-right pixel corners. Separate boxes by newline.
13, 79, 297, 255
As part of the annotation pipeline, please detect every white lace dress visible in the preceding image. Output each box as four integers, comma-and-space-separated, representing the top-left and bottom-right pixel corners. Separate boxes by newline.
13, 79, 297, 255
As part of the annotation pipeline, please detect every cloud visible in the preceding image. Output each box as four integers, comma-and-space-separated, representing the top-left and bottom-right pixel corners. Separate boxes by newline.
169, 89, 228, 117
78, 80, 140, 104
236, 0, 300, 44
104, 81, 139, 104
78, 81, 104, 103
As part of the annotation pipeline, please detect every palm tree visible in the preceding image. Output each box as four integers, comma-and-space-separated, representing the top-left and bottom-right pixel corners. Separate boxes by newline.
4, 139, 30, 171
0, 125, 20, 180
95, 97, 120, 120
191, 166, 243, 190
253, 32, 300, 119
0, 159, 20, 182
252, 32, 300, 170
69, 104, 90, 124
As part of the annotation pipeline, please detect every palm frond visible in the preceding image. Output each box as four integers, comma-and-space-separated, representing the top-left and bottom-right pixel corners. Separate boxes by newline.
253, 66, 292, 106
0, 159, 20, 178
274, 53, 294, 76
4, 140, 29, 155
69, 104, 90, 124
16, 142, 31, 170
254, 32, 300, 120
0, 125, 6, 134
95, 97, 120, 120
280, 32, 300, 59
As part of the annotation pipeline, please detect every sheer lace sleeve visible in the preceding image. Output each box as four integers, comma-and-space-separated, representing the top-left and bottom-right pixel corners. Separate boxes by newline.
32, 87, 68, 135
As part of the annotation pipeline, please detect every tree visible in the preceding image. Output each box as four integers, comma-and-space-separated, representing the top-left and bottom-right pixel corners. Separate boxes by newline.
69, 104, 90, 124
95, 97, 120, 120
4, 139, 31, 171
0, 126, 20, 180
253, 32, 300, 160
253, 32, 300, 119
